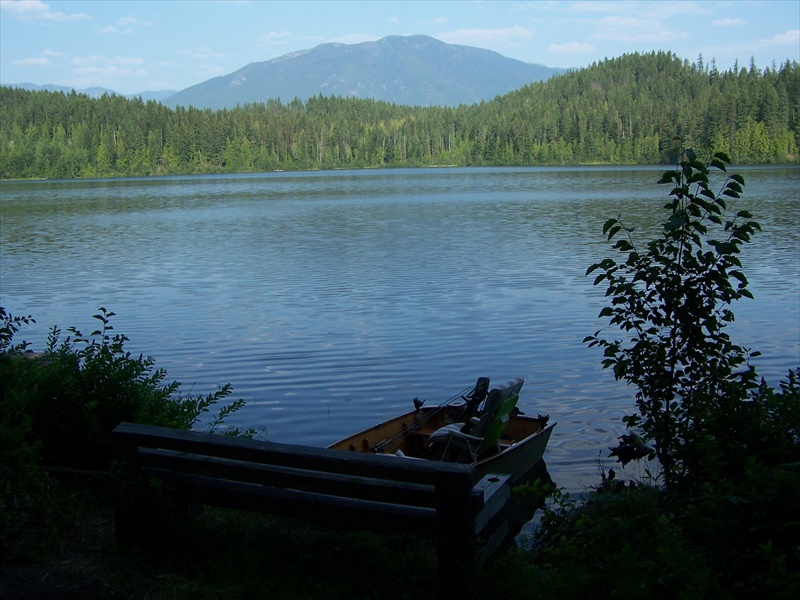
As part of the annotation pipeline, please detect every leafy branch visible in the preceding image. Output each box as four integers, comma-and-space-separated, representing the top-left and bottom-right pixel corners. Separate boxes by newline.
584, 148, 768, 490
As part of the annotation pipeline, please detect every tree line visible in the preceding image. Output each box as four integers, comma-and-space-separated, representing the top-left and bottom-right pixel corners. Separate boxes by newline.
1, 51, 797, 179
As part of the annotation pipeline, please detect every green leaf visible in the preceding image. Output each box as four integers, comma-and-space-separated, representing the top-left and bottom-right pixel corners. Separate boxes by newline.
615, 240, 633, 252
657, 171, 679, 185
599, 306, 614, 318
713, 151, 731, 164
607, 225, 621, 240
709, 157, 727, 171
730, 270, 748, 285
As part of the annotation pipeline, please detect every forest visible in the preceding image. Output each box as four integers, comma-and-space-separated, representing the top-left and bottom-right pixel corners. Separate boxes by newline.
1, 51, 798, 180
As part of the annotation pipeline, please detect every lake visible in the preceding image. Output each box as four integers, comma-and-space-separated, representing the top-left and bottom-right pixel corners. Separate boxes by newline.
1, 165, 798, 493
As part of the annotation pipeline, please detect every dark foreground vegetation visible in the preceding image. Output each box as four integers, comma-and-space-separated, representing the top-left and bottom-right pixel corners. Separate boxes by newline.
1, 154, 798, 598
1, 51, 798, 180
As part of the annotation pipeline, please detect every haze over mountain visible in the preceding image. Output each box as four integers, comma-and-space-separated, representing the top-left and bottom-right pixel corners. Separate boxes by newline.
163, 35, 565, 109
6, 83, 176, 103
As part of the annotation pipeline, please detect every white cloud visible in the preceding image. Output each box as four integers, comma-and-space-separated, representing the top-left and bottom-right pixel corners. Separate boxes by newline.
177, 47, 228, 59
772, 29, 800, 46
258, 31, 291, 45
328, 33, 380, 45
712, 18, 745, 27
548, 41, 595, 54
72, 65, 145, 79
119, 16, 152, 27
11, 56, 51, 66
142, 79, 176, 91
194, 65, 228, 80
9, 48, 61, 67
514, 1, 560, 11
100, 16, 149, 34
0, 0, 89, 22
67, 59, 149, 90
567, 1, 626, 14
437, 26, 534, 49
102, 25, 135, 35
593, 16, 679, 43
72, 55, 145, 67
569, 1, 704, 19
638, 1, 706, 19
697, 28, 799, 70
720, 29, 800, 54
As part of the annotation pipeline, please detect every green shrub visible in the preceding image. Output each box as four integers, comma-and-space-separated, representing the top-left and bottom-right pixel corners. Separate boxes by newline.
585, 148, 799, 491
1, 307, 245, 469
542, 149, 800, 598
0, 306, 247, 544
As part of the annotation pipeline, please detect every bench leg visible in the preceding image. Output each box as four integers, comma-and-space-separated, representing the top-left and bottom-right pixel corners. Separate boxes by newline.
435, 472, 475, 596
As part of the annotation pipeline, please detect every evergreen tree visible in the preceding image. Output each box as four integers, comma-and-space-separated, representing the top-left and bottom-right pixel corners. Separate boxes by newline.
1, 53, 797, 180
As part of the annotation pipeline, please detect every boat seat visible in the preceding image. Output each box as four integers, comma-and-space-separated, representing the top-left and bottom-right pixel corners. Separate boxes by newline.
461, 376, 490, 421
428, 377, 523, 461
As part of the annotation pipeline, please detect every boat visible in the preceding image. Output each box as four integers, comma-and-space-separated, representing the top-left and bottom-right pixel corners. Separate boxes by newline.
328, 377, 556, 484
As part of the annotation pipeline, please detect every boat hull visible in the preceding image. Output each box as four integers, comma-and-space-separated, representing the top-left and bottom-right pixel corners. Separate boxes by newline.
328, 405, 556, 484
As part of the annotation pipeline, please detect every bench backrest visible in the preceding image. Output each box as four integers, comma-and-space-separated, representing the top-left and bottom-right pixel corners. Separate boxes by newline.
113, 422, 483, 533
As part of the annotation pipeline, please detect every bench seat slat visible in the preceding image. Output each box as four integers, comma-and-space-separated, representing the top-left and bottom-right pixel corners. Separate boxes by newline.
139, 447, 437, 507
143, 467, 435, 535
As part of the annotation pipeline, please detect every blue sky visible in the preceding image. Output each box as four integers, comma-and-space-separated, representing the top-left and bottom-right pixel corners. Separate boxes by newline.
1, 0, 798, 95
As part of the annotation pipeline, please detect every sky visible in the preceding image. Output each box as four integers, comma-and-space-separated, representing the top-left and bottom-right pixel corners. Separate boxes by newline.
1, 0, 798, 95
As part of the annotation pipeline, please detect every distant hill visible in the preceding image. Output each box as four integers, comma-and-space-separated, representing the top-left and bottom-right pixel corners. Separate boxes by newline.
4, 83, 176, 102
164, 35, 565, 109
128, 89, 178, 102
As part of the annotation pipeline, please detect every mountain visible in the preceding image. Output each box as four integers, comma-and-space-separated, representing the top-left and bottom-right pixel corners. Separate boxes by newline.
4, 83, 176, 102
8, 83, 118, 97
164, 35, 565, 109
130, 89, 178, 102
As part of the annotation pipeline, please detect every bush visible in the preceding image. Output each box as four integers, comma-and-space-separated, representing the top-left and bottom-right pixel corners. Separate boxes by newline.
0, 306, 247, 545
584, 148, 798, 491
542, 149, 800, 597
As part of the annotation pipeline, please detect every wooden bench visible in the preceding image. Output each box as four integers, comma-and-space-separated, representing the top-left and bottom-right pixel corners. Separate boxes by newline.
112, 422, 513, 592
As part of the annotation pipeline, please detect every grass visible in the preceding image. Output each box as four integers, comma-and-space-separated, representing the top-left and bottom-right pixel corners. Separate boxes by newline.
1, 471, 446, 600
4, 459, 799, 599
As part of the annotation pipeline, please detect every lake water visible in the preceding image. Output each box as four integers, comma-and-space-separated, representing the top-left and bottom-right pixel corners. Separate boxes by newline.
1, 166, 798, 493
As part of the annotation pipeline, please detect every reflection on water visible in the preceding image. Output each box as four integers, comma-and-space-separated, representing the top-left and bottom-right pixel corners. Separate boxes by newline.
1, 166, 798, 493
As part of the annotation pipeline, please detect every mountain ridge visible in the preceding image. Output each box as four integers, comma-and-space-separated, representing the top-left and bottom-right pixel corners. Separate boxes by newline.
3, 83, 176, 102
4, 36, 564, 108
163, 35, 565, 109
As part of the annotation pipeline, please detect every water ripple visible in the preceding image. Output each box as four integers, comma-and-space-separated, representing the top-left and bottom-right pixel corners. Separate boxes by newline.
1, 166, 797, 494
